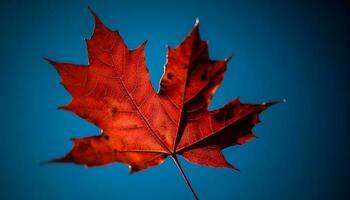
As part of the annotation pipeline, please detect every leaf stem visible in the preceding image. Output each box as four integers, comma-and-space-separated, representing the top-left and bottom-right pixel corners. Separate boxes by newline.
171, 155, 199, 200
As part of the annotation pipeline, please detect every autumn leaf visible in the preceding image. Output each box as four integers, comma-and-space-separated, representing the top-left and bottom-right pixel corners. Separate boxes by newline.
46, 9, 279, 200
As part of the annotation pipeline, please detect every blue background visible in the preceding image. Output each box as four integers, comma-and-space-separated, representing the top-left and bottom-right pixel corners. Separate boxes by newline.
1, 0, 349, 199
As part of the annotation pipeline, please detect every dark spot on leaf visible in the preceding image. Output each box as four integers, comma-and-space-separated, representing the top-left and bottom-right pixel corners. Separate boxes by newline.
111, 107, 118, 116
104, 135, 110, 141
167, 73, 173, 79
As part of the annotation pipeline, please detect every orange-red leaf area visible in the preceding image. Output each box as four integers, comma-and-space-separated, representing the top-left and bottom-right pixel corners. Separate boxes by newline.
47, 10, 277, 174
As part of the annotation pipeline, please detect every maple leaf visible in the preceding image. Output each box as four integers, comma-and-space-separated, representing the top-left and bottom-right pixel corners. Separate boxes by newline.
46, 9, 279, 200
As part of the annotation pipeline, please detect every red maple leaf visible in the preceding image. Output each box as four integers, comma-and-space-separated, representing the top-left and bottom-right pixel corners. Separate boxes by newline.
46, 9, 279, 199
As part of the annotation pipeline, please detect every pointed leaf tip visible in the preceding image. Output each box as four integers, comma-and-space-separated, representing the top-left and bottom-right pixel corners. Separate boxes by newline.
42, 156, 67, 165
229, 164, 240, 171
142, 40, 148, 47
133, 40, 148, 52
224, 54, 234, 62
263, 99, 286, 107
57, 105, 69, 110
44, 57, 56, 65
187, 18, 200, 38
194, 17, 200, 27
88, 6, 97, 17
88, 7, 104, 26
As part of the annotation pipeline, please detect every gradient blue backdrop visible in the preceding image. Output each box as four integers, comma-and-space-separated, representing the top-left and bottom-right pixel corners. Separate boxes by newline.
1, 0, 349, 199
